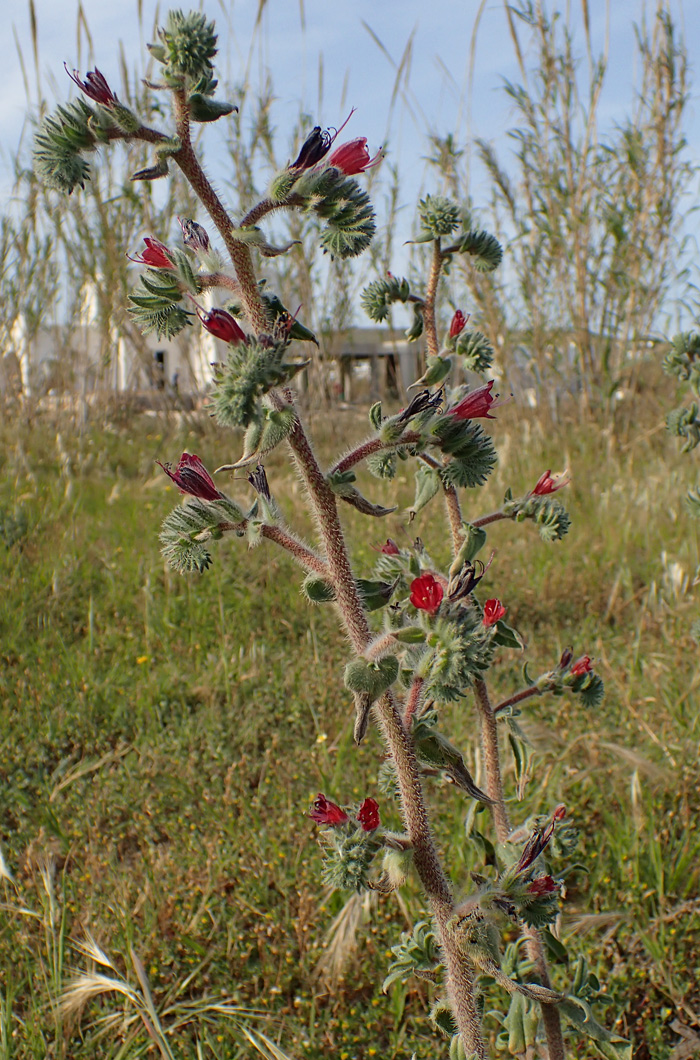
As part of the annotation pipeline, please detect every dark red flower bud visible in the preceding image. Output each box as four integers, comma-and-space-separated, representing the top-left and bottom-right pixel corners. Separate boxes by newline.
309, 794, 349, 826
447, 380, 507, 421
65, 64, 118, 106
514, 805, 567, 874
531, 469, 570, 496
248, 464, 270, 500
356, 797, 380, 832
128, 237, 174, 269
290, 110, 355, 170
410, 573, 444, 614
380, 539, 400, 555
449, 310, 467, 338
327, 138, 383, 175
570, 655, 592, 677
157, 452, 225, 501
559, 647, 573, 670
528, 874, 558, 896
178, 216, 210, 253
192, 302, 247, 344
483, 598, 506, 627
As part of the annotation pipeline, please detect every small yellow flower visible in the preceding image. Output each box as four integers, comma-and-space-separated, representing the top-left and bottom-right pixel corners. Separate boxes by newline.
316, 732, 328, 744
136, 655, 149, 665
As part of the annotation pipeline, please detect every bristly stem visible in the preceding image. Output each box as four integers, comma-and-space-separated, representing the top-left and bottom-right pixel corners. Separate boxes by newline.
330, 432, 421, 476
284, 399, 485, 1057
198, 272, 243, 296
217, 521, 329, 578
474, 678, 566, 1060
493, 685, 541, 715
472, 509, 509, 528
443, 484, 464, 555
170, 90, 270, 335
473, 678, 511, 839
417, 452, 464, 555
403, 675, 425, 728
423, 239, 444, 359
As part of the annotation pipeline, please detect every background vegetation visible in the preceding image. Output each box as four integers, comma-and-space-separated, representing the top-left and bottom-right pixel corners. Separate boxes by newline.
1, 388, 698, 1058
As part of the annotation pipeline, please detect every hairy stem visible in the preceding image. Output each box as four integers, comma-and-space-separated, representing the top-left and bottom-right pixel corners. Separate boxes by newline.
403, 675, 425, 728
285, 400, 484, 1056
473, 678, 511, 839
217, 520, 328, 577
443, 485, 464, 555
261, 526, 329, 577
493, 685, 541, 716
423, 239, 444, 359
417, 453, 464, 555
198, 272, 243, 296
240, 194, 303, 227
330, 432, 421, 475
474, 679, 566, 1059
472, 510, 509, 528
170, 91, 269, 334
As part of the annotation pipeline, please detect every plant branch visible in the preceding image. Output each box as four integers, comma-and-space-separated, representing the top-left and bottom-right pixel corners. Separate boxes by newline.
217, 520, 328, 577
474, 678, 566, 1060
170, 90, 269, 334
417, 453, 464, 555
283, 398, 484, 1056
493, 685, 541, 716
240, 194, 303, 227
443, 485, 464, 556
403, 675, 425, 728
198, 272, 242, 296
473, 678, 511, 840
423, 239, 444, 358
472, 509, 509, 528
330, 432, 421, 475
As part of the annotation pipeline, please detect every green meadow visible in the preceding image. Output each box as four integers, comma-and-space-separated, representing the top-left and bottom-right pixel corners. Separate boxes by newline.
0, 393, 698, 1059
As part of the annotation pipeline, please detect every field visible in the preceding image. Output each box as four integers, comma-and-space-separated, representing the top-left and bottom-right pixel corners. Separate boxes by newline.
1, 388, 699, 1060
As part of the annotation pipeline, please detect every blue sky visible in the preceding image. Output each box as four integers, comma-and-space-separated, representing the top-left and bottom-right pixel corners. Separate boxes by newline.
5, 0, 699, 191
3, 0, 699, 309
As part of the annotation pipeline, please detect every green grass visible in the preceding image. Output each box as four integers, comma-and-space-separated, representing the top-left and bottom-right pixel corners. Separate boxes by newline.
0, 397, 698, 1060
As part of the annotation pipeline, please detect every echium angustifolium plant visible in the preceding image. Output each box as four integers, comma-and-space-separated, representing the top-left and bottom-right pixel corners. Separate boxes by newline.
36, 11, 628, 1059
663, 331, 700, 639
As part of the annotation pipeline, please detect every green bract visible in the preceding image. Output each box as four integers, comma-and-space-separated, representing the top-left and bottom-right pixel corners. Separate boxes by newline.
417, 194, 461, 238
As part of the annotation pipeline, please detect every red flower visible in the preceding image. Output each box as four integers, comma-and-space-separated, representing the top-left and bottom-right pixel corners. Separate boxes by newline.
483, 599, 506, 627
570, 655, 592, 677
447, 380, 506, 420
309, 794, 349, 826
379, 539, 400, 555
128, 237, 174, 269
449, 310, 467, 338
192, 302, 247, 344
327, 138, 383, 175
157, 452, 225, 501
410, 573, 444, 614
531, 469, 570, 496
356, 798, 380, 831
65, 64, 118, 106
527, 875, 558, 896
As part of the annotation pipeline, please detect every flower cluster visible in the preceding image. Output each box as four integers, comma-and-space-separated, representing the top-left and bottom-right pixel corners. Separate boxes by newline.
309, 794, 380, 832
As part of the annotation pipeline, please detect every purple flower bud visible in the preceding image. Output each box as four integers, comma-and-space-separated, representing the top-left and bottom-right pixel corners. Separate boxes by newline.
157, 452, 225, 501
65, 64, 118, 106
